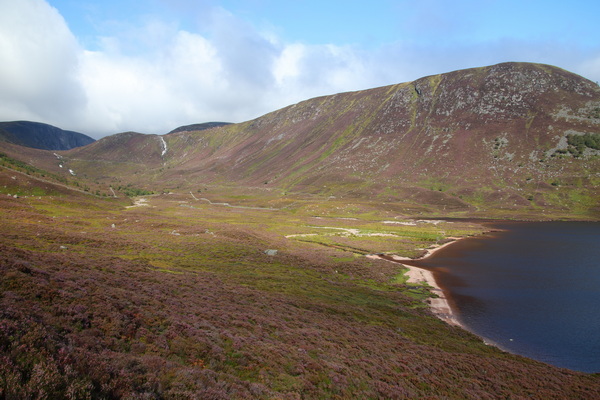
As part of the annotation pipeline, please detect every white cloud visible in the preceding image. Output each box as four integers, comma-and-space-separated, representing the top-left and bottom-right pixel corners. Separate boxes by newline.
272, 43, 376, 105
579, 56, 600, 84
0, 0, 599, 139
70, 6, 381, 137
0, 0, 85, 124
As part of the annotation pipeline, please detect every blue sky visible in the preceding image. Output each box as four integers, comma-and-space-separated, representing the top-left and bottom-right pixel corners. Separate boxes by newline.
1, 0, 599, 137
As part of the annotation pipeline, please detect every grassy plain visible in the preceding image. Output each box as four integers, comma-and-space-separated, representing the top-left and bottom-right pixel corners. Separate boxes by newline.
1, 169, 599, 399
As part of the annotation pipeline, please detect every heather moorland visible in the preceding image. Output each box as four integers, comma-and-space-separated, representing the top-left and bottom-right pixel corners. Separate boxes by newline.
1, 167, 599, 399
1, 62, 600, 398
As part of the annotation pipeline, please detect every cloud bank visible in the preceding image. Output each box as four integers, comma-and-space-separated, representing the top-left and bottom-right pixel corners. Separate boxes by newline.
1, 0, 599, 138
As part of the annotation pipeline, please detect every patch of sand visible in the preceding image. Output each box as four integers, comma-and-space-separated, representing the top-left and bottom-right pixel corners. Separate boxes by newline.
402, 263, 460, 327
125, 198, 149, 208
368, 238, 463, 327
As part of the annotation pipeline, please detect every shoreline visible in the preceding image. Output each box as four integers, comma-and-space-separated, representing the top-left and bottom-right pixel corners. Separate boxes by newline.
370, 238, 464, 327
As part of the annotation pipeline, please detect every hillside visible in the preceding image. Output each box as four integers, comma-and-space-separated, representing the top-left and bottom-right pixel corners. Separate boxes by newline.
0, 121, 95, 150
1, 62, 600, 398
61, 62, 600, 218
1, 168, 600, 399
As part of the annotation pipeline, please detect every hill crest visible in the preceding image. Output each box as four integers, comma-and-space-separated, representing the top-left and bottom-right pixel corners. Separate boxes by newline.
0, 121, 95, 150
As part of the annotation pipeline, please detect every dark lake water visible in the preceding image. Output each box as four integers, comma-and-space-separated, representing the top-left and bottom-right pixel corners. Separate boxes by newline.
410, 221, 600, 373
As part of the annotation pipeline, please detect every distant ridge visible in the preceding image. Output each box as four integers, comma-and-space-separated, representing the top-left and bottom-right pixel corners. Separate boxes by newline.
167, 122, 232, 134
0, 121, 95, 150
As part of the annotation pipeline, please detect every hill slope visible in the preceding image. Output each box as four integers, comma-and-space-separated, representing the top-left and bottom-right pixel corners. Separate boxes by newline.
0, 121, 95, 150
192, 63, 598, 210
60, 62, 599, 218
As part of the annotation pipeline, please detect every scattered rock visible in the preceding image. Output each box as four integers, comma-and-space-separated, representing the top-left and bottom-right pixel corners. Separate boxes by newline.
264, 249, 278, 256
14, 261, 32, 274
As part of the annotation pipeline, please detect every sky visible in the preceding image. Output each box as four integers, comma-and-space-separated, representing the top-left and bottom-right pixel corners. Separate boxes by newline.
1, 0, 599, 138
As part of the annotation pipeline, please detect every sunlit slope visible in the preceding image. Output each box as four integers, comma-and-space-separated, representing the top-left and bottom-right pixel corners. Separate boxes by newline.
56, 62, 600, 216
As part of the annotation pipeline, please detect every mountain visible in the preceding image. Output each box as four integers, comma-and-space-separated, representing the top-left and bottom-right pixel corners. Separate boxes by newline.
167, 122, 232, 134
0, 121, 95, 150
2, 63, 600, 398
60, 62, 599, 217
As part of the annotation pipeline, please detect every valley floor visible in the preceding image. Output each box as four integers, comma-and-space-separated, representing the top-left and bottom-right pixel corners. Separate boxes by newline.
1, 171, 599, 399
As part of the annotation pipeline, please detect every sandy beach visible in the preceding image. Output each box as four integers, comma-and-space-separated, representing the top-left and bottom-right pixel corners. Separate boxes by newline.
369, 239, 463, 327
